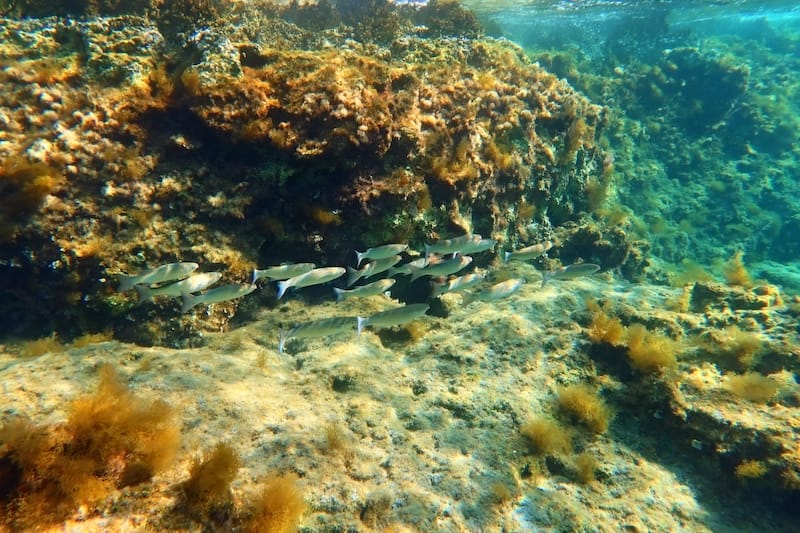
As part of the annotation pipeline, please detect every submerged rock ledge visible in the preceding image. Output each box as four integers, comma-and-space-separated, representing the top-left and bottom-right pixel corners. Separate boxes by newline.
0, 10, 636, 343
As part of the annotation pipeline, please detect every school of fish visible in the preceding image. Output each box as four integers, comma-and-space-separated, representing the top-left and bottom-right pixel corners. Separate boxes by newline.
116, 235, 600, 353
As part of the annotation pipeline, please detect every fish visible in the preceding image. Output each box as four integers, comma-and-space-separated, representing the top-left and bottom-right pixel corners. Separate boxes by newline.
424, 234, 482, 257
463, 278, 525, 305
276, 267, 346, 300
541, 263, 600, 287
456, 237, 496, 255
346, 255, 402, 286
278, 316, 358, 353
252, 262, 316, 283
135, 272, 222, 303
503, 241, 553, 263
355, 244, 408, 267
408, 254, 472, 282
333, 278, 396, 302
357, 303, 430, 334
431, 271, 487, 298
181, 283, 256, 312
388, 257, 430, 277
118, 262, 198, 292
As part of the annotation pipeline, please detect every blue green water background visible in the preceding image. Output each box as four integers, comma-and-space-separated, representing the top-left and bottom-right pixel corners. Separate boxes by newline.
467, 0, 800, 290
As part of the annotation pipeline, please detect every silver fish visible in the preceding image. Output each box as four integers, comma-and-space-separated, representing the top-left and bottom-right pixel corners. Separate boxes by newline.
355, 244, 408, 267
181, 283, 256, 312
409, 254, 472, 282
424, 234, 482, 257
334, 278, 396, 302
357, 303, 430, 334
135, 272, 222, 303
388, 257, 429, 277
278, 316, 357, 353
431, 271, 486, 298
503, 241, 553, 263
118, 262, 198, 292
252, 262, 316, 283
457, 238, 496, 255
347, 255, 402, 286
464, 278, 524, 304
276, 267, 346, 300
541, 263, 600, 287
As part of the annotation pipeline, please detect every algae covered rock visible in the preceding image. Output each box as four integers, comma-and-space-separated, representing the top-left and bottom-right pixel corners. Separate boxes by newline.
0, 4, 630, 344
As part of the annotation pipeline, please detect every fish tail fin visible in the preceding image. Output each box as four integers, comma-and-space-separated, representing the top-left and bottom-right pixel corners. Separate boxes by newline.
278, 330, 288, 354
333, 287, 346, 303
462, 292, 475, 306
180, 291, 198, 313
408, 265, 423, 283
275, 280, 290, 300
424, 244, 431, 259
356, 316, 367, 336
541, 272, 552, 288
346, 267, 360, 287
355, 250, 364, 268
503, 251, 512, 264
251, 269, 261, 285
134, 285, 153, 304
117, 274, 136, 292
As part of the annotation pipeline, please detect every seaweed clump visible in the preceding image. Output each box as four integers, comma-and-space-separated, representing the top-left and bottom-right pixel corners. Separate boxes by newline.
585, 300, 680, 374
520, 417, 572, 455
0, 365, 181, 529
557, 384, 612, 434
180, 442, 241, 523
245, 473, 306, 533
725, 372, 780, 403
0, 160, 65, 241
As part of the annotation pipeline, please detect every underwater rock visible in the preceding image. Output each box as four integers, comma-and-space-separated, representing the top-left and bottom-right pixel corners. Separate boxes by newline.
690, 281, 779, 313
0, 5, 630, 344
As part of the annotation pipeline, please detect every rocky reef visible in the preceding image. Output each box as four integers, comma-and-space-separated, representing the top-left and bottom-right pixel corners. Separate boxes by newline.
0, 1, 633, 344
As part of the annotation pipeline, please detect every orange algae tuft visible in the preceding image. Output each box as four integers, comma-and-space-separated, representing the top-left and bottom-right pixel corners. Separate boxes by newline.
0, 365, 180, 529
625, 323, 679, 373
735, 460, 768, 479
0, 160, 66, 240
573, 452, 599, 484
586, 299, 626, 346
181, 442, 241, 512
717, 326, 764, 369
722, 250, 753, 287
69, 331, 114, 348
725, 372, 779, 403
584, 301, 680, 373
557, 384, 611, 434
560, 116, 592, 165
246, 472, 306, 533
68, 365, 180, 482
17, 333, 64, 357
489, 481, 516, 504
520, 417, 573, 455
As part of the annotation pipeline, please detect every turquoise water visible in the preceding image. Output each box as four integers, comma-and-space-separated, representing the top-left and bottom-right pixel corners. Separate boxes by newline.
467, 0, 800, 279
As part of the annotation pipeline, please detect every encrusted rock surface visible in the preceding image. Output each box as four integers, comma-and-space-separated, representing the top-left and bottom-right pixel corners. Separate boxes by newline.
0, 8, 629, 343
